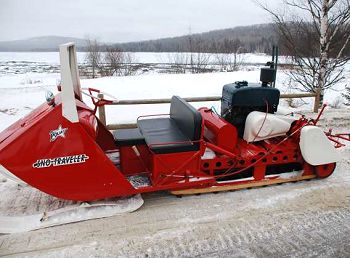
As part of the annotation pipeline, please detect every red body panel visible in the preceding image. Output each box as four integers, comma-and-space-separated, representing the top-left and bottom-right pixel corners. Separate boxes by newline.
0, 97, 136, 201
199, 107, 238, 152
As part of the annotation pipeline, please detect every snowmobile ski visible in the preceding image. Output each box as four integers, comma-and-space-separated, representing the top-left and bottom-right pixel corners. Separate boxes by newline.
0, 194, 143, 234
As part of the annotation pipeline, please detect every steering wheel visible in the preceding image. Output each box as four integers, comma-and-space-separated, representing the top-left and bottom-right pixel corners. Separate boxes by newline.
81, 87, 118, 114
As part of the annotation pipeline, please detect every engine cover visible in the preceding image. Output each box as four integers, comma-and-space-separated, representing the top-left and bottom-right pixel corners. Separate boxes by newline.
243, 111, 296, 142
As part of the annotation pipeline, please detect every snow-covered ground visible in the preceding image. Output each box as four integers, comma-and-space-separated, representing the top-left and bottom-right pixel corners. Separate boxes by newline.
0, 70, 348, 132
0, 52, 349, 257
0, 51, 348, 131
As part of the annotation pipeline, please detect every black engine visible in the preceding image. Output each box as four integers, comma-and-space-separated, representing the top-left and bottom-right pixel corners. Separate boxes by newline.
221, 54, 281, 137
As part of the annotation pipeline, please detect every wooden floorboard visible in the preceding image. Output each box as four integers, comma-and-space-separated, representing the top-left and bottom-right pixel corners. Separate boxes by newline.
170, 175, 317, 195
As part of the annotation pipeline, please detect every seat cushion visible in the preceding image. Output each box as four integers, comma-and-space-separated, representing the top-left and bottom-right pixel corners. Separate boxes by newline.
113, 128, 146, 147
137, 118, 196, 154
170, 96, 202, 141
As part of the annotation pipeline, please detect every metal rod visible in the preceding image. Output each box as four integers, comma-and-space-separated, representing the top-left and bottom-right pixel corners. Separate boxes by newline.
313, 104, 327, 125
273, 46, 279, 88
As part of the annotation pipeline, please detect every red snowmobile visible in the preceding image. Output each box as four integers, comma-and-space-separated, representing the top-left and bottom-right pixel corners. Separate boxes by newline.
0, 43, 348, 201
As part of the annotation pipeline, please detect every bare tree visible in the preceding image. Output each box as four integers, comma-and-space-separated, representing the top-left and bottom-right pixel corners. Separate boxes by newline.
189, 38, 211, 73
215, 39, 244, 71
85, 38, 102, 78
121, 52, 137, 76
104, 47, 124, 76
258, 0, 350, 105
167, 52, 189, 73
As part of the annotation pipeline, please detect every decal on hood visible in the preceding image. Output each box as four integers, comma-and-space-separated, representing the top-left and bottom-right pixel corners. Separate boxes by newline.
33, 154, 89, 168
50, 125, 67, 142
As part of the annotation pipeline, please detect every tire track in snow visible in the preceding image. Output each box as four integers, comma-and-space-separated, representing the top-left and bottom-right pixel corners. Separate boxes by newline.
2, 208, 350, 257
79, 208, 350, 258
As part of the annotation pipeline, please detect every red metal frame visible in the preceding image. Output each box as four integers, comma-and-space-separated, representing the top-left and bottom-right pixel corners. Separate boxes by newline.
325, 131, 350, 148
83, 87, 114, 114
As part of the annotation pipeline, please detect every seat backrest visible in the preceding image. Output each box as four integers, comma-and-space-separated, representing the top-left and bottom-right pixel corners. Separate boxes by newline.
170, 96, 202, 141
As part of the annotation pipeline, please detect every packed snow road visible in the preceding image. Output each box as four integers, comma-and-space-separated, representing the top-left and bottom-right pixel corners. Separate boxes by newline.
0, 110, 349, 257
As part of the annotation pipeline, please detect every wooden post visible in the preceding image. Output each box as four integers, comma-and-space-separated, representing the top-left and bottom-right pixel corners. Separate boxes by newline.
313, 88, 321, 113
97, 93, 107, 126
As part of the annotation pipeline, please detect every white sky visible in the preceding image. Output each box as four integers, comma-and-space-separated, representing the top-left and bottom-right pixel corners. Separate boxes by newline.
0, 0, 281, 42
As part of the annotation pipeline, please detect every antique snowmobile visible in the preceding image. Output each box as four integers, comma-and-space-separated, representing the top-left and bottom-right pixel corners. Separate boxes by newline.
0, 43, 348, 202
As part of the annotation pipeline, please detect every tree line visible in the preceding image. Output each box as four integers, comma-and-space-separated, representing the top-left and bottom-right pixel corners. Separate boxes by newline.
85, 0, 350, 106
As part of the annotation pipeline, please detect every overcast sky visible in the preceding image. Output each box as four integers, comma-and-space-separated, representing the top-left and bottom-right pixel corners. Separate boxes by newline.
0, 0, 280, 43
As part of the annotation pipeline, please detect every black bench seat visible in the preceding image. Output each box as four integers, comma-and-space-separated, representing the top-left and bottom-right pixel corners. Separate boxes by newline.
113, 128, 146, 147
137, 118, 195, 154
137, 96, 202, 154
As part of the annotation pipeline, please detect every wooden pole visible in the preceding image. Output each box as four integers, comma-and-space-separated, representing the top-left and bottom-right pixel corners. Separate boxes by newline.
107, 123, 137, 130
313, 88, 321, 113
107, 94, 317, 105
110, 96, 221, 105
280, 93, 316, 98
97, 93, 107, 126
101, 93, 319, 129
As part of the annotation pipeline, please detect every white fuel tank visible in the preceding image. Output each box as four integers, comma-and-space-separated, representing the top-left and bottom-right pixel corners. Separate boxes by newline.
243, 111, 296, 142
299, 125, 341, 166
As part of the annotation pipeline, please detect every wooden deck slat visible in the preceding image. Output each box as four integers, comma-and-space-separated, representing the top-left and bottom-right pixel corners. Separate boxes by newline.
170, 175, 317, 195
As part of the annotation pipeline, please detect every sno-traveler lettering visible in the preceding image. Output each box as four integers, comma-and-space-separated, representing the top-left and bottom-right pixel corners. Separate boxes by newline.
33, 154, 89, 168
